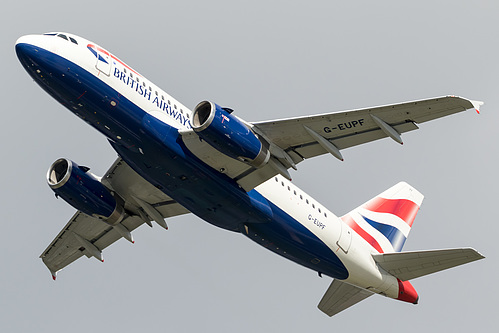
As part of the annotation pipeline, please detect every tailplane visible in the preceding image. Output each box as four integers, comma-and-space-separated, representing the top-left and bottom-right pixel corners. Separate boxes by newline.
372, 247, 485, 281
318, 279, 373, 317
341, 182, 424, 253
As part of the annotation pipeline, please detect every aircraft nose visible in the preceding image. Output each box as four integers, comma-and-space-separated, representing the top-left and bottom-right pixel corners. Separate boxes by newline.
15, 35, 44, 65
15, 38, 33, 60
15, 34, 61, 86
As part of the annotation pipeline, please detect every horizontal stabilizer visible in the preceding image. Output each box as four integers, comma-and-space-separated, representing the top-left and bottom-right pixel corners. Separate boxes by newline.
372, 248, 485, 281
318, 279, 373, 317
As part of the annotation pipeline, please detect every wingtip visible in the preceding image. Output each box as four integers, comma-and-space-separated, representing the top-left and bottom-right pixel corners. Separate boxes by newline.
52, 275, 56, 281
471, 100, 484, 114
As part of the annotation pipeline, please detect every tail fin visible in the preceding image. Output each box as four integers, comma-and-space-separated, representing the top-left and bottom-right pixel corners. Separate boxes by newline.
341, 182, 424, 253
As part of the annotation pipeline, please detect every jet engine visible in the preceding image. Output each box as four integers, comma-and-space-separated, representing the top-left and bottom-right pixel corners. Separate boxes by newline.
47, 158, 124, 224
191, 101, 270, 168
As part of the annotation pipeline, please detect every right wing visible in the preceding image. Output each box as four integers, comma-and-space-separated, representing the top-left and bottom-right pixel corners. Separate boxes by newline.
318, 279, 373, 317
40, 158, 190, 279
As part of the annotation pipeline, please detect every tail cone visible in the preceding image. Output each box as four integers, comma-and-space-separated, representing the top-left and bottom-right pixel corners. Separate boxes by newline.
397, 279, 419, 304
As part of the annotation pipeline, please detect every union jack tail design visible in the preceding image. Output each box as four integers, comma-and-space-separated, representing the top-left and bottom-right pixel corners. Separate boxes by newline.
341, 182, 424, 253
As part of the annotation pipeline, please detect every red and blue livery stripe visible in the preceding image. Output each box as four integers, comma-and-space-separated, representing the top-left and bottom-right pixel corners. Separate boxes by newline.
87, 44, 140, 76
342, 194, 421, 253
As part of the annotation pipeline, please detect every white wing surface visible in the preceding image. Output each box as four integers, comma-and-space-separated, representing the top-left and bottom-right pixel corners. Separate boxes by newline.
318, 279, 373, 317
40, 158, 190, 279
182, 96, 481, 191
253, 96, 482, 161
372, 248, 485, 281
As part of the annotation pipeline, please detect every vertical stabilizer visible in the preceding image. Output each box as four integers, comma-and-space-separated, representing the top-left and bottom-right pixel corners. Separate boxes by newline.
341, 182, 424, 253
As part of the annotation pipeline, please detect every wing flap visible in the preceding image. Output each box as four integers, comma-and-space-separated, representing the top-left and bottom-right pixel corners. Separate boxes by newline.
318, 279, 373, 317
372, 248, 485, 281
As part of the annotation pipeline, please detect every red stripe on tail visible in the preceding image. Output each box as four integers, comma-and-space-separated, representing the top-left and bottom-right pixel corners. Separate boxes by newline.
341, 215, 384, 253
363, 198, 420, 227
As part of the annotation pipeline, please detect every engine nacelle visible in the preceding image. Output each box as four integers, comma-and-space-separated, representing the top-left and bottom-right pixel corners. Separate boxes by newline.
47, 158, 124, 224
192, 101, 270, 168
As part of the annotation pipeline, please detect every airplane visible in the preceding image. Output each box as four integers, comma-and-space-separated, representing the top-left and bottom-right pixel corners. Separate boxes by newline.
15, 32, 485, 317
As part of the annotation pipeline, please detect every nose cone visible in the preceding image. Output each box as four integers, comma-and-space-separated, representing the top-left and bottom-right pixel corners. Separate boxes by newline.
15, 35, 45, 68
16, 34, 42, 51
15, 34, 63, 82
397, 279, 419, 304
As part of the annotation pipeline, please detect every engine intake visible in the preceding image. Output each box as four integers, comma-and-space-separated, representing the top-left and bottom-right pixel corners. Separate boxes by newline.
192, 101, 269, 168
47, 158, 124, 224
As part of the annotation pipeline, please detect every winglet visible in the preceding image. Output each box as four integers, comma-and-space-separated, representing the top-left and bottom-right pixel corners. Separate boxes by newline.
470, 100, 484, 114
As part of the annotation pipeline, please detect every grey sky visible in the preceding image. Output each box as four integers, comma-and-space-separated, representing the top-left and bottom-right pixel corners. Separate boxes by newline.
1, 1, 496, 332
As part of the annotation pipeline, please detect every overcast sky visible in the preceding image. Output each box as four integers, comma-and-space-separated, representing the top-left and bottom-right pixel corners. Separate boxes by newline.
1, 1, 497, 332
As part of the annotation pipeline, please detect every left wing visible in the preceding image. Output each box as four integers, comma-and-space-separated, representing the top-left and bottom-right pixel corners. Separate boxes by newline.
40, 158, 190, 279
252, 96, 482, 162
182, 96, 482, 191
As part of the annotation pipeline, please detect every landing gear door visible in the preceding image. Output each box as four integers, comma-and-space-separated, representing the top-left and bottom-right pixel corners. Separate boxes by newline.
337, 222, 352, 253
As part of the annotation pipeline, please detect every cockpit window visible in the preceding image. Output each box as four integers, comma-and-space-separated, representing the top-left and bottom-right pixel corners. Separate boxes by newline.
45, 33, 78, 45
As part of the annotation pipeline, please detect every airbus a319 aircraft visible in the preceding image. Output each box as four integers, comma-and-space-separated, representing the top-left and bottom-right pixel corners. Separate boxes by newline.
16, 32, 485, 316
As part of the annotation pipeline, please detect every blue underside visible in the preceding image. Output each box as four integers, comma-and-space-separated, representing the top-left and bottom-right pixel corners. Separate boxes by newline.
16, 43, 349, 279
